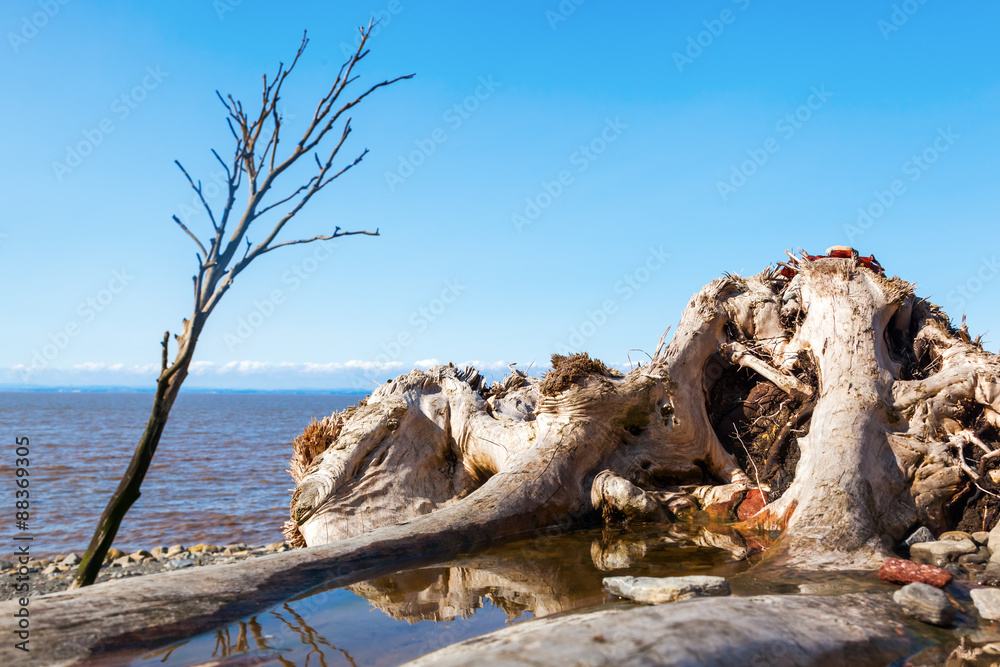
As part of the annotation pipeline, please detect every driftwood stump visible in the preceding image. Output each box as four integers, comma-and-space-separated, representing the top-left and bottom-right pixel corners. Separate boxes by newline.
288, 250, 1000, 571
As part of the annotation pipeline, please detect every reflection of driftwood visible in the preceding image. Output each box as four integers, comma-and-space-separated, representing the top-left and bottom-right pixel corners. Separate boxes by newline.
291, 255, 1000, 571
347, 527, 748, 623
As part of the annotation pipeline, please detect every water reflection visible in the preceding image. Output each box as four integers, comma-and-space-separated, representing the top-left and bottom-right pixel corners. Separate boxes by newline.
348, 524, 750, 624
132, 525, 750, 666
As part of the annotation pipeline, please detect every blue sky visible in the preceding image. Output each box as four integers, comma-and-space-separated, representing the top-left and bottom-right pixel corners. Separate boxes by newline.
2, 0, 998, 390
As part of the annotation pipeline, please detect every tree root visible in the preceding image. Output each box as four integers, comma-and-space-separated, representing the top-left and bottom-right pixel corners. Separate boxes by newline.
287, 249, 1000, 573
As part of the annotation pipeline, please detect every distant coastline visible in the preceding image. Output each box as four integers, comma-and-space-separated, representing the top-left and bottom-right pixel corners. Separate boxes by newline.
0, 385, 368, 395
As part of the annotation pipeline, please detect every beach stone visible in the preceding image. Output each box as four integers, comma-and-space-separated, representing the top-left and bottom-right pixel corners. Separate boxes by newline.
960, 547, 991, 567
167, 558, 196, 570
112, 556, 132, 568
903, 526, 936, 547
972, 588, 1000, 620
878, 558, 953, 588
265, 542, 284, 552
892, 582, 955, 627
60, 553, 81, 566
910, 539, 978, 567
603, 575, 730, 604
939, 531, 975, 542
973, 531, 990, 546
130, 550, 153, 561
736, 489, 767, 521
41, 564, 58, 576
105, 548, 124, 562
193, 544, 220, 554
944, 563, 968, 579
165, 545, 185, 557
150, 547, 167, 559
988, 521, 1000, 556
978, 562, 1000, 585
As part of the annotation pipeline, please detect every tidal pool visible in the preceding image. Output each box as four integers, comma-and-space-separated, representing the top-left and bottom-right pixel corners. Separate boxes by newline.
131, 524, 752, 666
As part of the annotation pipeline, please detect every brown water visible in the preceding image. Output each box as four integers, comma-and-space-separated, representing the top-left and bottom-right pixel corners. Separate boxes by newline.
131, 526, 752, 666
0, 391, 365, 556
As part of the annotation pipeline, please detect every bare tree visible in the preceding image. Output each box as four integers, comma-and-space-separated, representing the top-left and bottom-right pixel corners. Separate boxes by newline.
71, 21, 412, 589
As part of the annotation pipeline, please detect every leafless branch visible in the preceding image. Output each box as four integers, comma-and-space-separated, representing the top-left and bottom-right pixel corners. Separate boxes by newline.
172, 215, 209, 258
174, 161, 219, 231
253, 227, 380, 258
171, 23, 410, 317
160, 331, 169, 374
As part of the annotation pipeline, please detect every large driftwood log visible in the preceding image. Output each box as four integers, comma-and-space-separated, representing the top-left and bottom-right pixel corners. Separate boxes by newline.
399, 593, 924, 667
289, 251, 1000, 571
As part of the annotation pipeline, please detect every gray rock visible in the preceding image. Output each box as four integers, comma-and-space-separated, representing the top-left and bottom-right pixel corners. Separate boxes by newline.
167, 558, 196, 570
939, 531, 975, 542
904, 526, 936, 547
959, 547, 991, 566
603, 575, 730, 604
978, 562, 1000, 585
972, 587, 1000, 620
892, 582, 955, 627
944, 563, 968, 579
989, 520, 1000, 557
973, 531, 990, 546
41, 564, 58, 576
112, 556, 132, 568
60, 553, 81, 566
910, 539, 978, 567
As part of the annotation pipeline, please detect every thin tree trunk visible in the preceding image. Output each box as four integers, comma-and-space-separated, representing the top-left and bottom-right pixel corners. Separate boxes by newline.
66, 23, 404, 588
70, 334, 192, 588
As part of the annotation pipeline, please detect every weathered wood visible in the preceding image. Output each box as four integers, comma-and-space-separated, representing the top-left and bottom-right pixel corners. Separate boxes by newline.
11, 250, 1000, 664
290, 253, 1000, 573
401, 594, 925, 667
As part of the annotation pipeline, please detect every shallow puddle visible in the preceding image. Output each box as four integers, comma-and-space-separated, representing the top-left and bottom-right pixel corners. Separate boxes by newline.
131, 524, 751, 666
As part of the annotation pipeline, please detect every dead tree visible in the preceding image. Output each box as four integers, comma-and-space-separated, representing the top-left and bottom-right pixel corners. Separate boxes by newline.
70, 22, 412, 589
287, 250, 1000, 572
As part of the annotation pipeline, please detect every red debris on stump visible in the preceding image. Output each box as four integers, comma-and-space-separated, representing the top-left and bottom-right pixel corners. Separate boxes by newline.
879, 557, 953, 588
737, 489, 768, 521
779, 246, 885, 279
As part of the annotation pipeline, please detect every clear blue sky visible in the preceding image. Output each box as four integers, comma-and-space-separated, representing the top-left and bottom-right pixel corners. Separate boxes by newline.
2, 0, 998, 390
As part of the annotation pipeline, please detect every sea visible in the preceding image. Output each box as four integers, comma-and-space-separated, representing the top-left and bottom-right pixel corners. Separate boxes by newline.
0, 390, 365, 557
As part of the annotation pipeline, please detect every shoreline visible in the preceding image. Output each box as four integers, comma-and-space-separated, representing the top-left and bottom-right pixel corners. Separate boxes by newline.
1, 541, 292, 601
